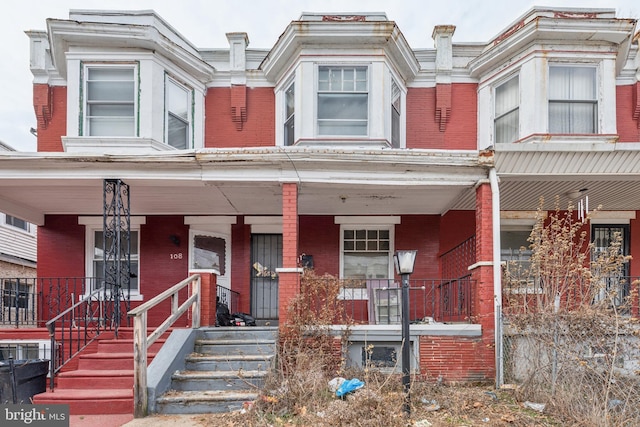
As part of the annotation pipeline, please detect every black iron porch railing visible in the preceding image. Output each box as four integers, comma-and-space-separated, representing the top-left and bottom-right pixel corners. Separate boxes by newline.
216, 285, 240, 314
338, 277, 474, 324
0, 278, 39, 327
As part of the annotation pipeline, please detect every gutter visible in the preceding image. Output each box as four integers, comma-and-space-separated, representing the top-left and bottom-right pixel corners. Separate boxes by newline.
489, 168, 503, 388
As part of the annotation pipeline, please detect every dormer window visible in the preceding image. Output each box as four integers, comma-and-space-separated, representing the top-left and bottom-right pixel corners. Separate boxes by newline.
165, 76, 192, 149
317, 66, 368, 136
494, 75, 519, 144
549, 66, 597, 134
84, 65, 137, 136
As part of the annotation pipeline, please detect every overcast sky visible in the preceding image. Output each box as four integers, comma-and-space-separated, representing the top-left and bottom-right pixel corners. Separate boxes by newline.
1, 0, 638, 152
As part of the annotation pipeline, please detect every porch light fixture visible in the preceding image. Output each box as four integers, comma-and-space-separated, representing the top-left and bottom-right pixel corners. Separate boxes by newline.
394, 249, 417, 416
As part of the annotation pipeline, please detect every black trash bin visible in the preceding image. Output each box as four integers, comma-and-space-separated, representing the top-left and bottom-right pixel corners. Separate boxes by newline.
0, 359, 49, 404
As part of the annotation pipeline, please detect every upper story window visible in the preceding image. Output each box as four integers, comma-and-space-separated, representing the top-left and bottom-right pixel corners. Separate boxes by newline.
549, 66, 597, 134
284, 82, 295, 146
5, 215, 29, 232
317, 66, 368, 136
84, 65, 137, 136
391, 80, 401, 148
165, 76, 192, 149
495, 76, 519, 144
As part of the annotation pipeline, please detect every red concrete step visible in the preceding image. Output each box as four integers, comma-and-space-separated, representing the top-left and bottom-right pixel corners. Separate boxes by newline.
77, 351, 157, 370
97, 338, 166, 353
33, 388, 133, 415
55, 369, 134, 389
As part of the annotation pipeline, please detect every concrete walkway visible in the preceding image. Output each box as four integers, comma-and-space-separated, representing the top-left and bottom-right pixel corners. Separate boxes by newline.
70, 414, 211, 427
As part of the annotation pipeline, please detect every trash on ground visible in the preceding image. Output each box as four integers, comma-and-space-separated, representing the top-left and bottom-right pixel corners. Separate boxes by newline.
523, 401, 545, 412
335, 378, 364, 397
328, 377, 346, 393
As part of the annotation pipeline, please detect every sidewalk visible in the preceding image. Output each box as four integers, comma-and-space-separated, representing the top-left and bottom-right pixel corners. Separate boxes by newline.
70, 414, 210, 427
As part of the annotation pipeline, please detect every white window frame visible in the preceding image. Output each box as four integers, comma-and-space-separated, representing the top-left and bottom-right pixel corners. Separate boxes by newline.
316, 65, 369, 137
284, 81, 295, 146
4, 214, 30, 233
79, 216, 145, 300
188, 229, 231, 288
391, 79, 401, 148
548, 64, 598, 134
494, 74, 520, 144
82, 63, 139, 137
336, 216, 399, 280
165, 74, 193, 149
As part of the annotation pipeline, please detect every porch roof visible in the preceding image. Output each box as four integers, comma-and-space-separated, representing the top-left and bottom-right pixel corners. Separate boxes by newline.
492, 140, 640, 212
0, 147, 490, 225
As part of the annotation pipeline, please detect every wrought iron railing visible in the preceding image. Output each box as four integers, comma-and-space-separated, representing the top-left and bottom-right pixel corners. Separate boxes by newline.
45, 287, 123, 389
0, 278, 39, 327
216, 285, 240, 314
337, 277, 474, 324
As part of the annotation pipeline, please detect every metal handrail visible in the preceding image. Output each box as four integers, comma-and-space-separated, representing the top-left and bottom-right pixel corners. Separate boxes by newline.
127, 274, 201, 418
45, 287, 105, 390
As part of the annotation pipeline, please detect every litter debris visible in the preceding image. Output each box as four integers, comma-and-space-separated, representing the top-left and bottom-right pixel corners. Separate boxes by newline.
335, 378, 364, 397
328, 377, 346, 393
414, 420, 433, 427
608, 399, 623, 410
523, 401, 546, 412
420, 398, 441, 411
485, 391, 498, 401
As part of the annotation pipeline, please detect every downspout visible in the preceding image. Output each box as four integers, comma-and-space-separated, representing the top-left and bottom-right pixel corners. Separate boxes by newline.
489, 168, 503, 388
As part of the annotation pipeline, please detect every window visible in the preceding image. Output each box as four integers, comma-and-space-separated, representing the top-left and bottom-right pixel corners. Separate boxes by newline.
5, 215, 29, 232
166, 76, 191, 149
549, 66, 597, 133
318, 66, 368, 136
191, 234, 226, 273
284, 82, 295, 146
391, 80, 401, 148
92, 230, 139, 293
343, 228, 390, 279
2, 281, 29, 309
495, 76, 519, 144
85, 66, 136, 136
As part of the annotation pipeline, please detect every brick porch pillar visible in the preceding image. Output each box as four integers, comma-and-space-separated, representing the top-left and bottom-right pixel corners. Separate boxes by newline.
277, 182, 302, 325
470, 181, 496, 378
192, 271, 217, 327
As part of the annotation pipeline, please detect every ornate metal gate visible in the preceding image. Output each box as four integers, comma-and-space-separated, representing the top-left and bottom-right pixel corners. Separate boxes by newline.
102, 179, 132, 336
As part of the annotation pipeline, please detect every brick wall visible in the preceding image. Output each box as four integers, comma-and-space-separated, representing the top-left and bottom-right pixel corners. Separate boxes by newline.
34, 84, 67, 152
419, 335, 494, 382
204, 86, 275, 147
299, 216, 340, 276
616, 83, 640, 142
278, 183, 300, 324
232, 218, 251, 313
406, 84, 477, 150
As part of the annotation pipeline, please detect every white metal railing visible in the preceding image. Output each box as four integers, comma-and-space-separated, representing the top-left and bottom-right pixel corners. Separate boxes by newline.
127, 274, 201, 418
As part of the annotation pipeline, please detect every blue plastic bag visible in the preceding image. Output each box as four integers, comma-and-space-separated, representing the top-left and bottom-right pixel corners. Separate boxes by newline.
335, 378, 364, 397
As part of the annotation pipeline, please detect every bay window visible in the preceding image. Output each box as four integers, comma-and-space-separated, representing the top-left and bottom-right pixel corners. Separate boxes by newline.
165, 76, 192, 149
494, 76, 519, 144
317, 66, 368, 136
84, 66, 136, 136
549, 66, 597, 134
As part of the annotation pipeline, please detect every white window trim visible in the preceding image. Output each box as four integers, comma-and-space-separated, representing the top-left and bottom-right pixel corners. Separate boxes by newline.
338, 223, 396, 281
547, 63, 599, 134
164, 74, 193, 149
315, 64, 370, 138
81, 62, 139, 138
493, 73, 520, 144
2, 213, 33, 235
79, 216, 145, 300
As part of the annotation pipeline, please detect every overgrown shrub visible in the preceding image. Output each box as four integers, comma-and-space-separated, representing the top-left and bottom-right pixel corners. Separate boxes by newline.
503, 197, 640, 426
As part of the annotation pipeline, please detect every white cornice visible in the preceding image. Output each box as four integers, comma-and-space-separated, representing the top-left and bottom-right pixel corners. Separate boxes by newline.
260, 20, 420, 84
46, 18, 215, 82
468, 12, 636, 78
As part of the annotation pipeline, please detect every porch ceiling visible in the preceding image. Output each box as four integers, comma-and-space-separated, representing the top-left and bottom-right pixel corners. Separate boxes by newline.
0, 148, 489, 225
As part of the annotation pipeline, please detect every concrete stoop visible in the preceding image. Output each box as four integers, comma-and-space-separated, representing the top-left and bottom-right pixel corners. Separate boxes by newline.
154, 327, 277, 414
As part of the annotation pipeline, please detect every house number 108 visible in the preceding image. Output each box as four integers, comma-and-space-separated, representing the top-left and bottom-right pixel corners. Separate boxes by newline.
170, 253, 183, 260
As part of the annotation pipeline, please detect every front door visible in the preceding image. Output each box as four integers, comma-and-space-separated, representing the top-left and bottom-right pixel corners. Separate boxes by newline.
592, 224, 630, 307
250, 234, 282, 320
